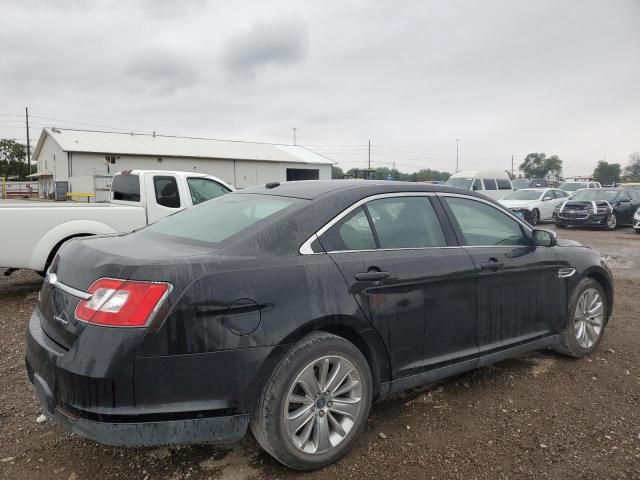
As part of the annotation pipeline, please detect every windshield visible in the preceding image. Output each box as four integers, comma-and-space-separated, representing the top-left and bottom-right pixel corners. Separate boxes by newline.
559, 182, 587, 191
146, 193, 304, 244
445, 178, 473, 189
502, 190, 542, 200
571, 190, 619, 202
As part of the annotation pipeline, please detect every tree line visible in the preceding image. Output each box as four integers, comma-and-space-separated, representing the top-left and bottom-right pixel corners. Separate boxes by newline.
0, 139, 36, 179
332, 151, 640, 184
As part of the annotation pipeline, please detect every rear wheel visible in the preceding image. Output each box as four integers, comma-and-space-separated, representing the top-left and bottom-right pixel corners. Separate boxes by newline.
554, 278, 607, 357
251, 332, 372, 471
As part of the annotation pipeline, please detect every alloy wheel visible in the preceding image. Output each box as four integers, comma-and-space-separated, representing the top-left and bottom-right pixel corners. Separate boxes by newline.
607, 214, 617, 229
284, 355, 363, 455
574, 288, 604, 349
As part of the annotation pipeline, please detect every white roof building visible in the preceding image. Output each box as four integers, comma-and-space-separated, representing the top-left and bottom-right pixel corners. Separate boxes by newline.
32, 128, 333, 200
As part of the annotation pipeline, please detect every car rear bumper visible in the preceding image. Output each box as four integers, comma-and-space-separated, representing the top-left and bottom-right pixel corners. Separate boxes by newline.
25, 307, 254, 446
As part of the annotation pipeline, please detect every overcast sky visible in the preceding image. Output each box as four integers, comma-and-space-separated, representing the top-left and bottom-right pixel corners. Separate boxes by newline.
1, 0, 639, 176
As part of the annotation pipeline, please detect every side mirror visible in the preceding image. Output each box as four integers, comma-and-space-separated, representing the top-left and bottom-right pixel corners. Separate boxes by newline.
533, 229, 556, 247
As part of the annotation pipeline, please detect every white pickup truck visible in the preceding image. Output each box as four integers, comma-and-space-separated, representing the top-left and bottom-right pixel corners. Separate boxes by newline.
0, 170, 233, 274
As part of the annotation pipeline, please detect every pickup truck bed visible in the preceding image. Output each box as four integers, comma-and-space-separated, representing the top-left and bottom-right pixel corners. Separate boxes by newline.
0, 202, 145, 271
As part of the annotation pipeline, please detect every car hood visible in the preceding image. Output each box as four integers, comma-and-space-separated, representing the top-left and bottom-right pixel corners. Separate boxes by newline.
556, 238, 583, 247
500, 199, 537, 208
560, 200, 614, 212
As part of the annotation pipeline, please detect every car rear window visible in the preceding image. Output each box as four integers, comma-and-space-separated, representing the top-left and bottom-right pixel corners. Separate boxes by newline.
146, 193, 303, 244
112, 174, 140, 202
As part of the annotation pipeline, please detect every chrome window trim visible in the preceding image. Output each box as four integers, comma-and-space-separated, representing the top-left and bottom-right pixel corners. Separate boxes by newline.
298, 192, 438, 255
298, 191, 535, 255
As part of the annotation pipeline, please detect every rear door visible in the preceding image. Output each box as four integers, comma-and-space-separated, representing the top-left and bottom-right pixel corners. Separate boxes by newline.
439, 194, 566, 355
318, 193, 478, 381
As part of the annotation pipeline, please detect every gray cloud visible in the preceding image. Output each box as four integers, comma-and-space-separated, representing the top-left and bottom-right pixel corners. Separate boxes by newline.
222, 18, 309, 79
124, 48, 199, 94
1, 0, 639, 175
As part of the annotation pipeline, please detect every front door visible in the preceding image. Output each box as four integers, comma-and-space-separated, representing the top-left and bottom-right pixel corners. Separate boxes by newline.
440, 195, 566, 355
318, 195, 478, 381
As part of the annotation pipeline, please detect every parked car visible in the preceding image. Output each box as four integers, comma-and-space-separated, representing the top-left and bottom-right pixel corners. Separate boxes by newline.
0, 170, 233, 274
444, 170, 513, 200
553, 188, 640, 230
558, 181, 602, 197
634, 207, 640, 233
499, 188, 569, 225
621, 182, 640, 191
511, 178, 549, 190
26, 180, 614, 470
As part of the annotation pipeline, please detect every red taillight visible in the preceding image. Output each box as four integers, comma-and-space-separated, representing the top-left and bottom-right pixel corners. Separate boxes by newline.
75, 278, 171, 327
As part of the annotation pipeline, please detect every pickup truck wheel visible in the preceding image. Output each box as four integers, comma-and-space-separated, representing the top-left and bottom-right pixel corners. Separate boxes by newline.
251, 332, 372, 471
554, 278, 607, 357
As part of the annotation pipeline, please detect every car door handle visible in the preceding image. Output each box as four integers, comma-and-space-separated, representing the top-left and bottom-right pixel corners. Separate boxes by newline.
355, 271, 390, 281
480, 261, 504, 271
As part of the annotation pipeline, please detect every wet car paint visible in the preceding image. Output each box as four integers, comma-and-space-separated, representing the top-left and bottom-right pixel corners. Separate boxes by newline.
25, 180, 614, 447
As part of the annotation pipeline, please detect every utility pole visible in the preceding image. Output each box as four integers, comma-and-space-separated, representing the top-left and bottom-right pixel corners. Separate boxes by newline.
456, 138, 460, 172
25, 107, 32, 179
511, 154, 514, 177
368, 140, 371, 170
292, 128, 297, 145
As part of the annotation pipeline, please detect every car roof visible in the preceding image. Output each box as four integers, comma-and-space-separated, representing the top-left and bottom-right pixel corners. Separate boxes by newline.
237, 180, 468, 200
449, 170, 511, 179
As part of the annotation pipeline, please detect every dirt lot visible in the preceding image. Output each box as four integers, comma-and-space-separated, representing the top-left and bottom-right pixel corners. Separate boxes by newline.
1, 226, 639, 480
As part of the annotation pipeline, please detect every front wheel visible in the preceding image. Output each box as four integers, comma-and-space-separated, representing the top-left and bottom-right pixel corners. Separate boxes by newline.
554, 278, 607, 357
606, 213, 617, 230
530, 208, 540, 226
635, 228, 640, 234
251, 332, 372, 471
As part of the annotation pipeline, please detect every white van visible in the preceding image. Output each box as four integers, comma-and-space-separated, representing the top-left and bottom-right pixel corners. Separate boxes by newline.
444, 170, 513, 200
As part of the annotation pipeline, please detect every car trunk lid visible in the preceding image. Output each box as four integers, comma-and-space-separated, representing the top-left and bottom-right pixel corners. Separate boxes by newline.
38, 231, 213, 350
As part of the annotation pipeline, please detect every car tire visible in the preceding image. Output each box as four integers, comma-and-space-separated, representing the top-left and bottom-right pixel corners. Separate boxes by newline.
635, 228, 640, 234
530, 209, 540, 226
556, 223, 567, 229
606, 213, 617, 230
554, 277, 607, 358
251, 332, 373, 471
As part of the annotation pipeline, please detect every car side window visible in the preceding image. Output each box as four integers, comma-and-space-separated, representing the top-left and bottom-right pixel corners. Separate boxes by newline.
496, 179, 512, 190
320, 207, 376, 252
445, 197, 528, 246
483, 179, 497, 190
153, 176, 181, 208
366, 197, 447, 248
619, 191, 631, 201
472, 179, 483, 191
187, 178, 230, 205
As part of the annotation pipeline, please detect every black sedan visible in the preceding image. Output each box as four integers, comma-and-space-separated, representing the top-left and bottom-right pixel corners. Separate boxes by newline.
26, 181, 614, 470
553, 188, 640, 229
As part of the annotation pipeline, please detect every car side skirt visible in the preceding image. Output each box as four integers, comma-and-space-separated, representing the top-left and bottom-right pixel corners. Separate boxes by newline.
388, 334, 561, 394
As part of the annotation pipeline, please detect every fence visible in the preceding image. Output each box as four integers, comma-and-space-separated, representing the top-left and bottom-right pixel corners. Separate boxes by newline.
1, 180, 39, 199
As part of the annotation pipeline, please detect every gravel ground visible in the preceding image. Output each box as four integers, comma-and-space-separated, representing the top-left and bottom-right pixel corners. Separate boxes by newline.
1, 226, 639, 480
